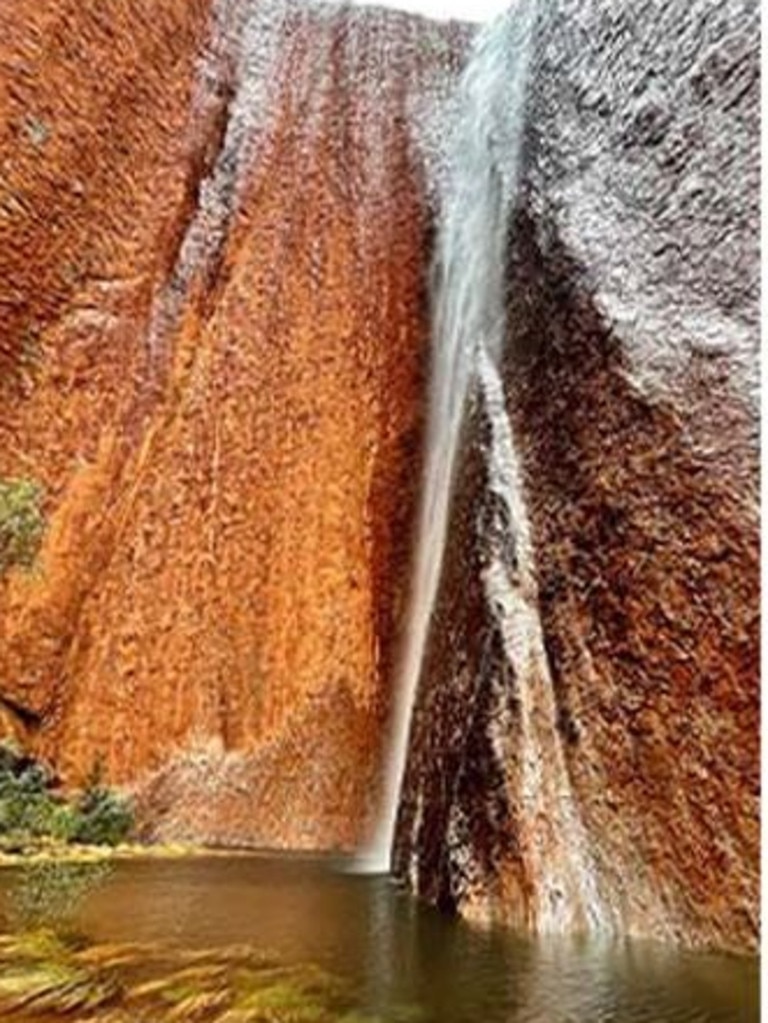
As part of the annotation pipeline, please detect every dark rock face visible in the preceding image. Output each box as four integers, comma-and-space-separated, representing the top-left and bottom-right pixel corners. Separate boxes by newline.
396, 0, 759, 951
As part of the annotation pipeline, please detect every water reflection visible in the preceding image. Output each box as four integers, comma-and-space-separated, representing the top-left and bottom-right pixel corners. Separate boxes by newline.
0, 855, 757, 1023
7, 860, 114, 934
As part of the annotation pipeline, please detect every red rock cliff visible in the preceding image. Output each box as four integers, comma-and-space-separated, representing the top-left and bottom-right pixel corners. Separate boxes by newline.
0, 0, 758, 957
0, 0, 471, 849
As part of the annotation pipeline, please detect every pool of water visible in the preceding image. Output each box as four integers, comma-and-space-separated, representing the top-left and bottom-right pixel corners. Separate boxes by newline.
0, 854, 758, 1022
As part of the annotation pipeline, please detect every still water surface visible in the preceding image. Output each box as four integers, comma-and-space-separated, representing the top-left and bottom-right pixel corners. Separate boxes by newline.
0, 855, 757, 1022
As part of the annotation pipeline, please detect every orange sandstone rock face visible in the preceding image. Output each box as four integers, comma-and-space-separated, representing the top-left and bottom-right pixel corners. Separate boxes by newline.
0, 0, 215, 718
0, 0, 471, 849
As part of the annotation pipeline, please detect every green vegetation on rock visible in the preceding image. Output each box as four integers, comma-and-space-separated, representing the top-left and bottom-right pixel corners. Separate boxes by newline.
0, 477, 45, 575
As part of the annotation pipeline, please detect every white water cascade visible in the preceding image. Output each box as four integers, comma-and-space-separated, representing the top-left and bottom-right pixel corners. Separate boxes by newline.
359, 0, 539, 874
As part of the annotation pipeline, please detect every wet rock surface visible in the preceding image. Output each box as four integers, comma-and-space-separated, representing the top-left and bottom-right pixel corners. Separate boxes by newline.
0, 0, 758, 953
395, 0, 759, 952
0, 0, 472, 849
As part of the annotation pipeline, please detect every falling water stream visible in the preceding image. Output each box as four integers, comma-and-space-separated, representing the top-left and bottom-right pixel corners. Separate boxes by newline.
361, 0, 539, 873
0, 2, 757, 1020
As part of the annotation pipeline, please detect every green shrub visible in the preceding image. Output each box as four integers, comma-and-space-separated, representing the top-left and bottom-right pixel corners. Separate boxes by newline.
48, 803, 81, 844
0, 744, 132, 849
71, 763, 133, 847
0, 743, 56, 837
0, 477, 45, 575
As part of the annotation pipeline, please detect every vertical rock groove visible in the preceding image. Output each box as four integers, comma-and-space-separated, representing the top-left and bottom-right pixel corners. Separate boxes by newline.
366, 0, 537, 872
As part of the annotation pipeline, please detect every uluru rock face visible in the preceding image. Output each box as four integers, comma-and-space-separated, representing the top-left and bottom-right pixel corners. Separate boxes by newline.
0, 0, 758, 955
395, 0, 759, 952
0, 0, 472, 849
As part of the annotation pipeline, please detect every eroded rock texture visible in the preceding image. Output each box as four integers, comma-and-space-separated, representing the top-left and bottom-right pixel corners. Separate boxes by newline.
0, 0, 471, 849
395, 0, 759, 952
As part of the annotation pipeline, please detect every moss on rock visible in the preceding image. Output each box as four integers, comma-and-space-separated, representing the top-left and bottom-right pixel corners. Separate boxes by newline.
0, 477, 45, 576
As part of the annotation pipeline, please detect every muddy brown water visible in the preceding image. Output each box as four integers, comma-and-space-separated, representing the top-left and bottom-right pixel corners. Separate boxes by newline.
0, 854, 757, 1022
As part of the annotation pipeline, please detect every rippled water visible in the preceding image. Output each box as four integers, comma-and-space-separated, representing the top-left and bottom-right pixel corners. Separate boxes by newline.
0, 855, 756, 1022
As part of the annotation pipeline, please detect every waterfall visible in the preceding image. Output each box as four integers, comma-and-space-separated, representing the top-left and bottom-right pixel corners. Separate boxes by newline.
359, 0, 538, 874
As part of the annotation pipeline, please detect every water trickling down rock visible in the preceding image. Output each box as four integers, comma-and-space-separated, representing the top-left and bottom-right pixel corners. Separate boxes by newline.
394, 0, 759, 953
363, 0, 539, 875
0, 0, 472, 850
0, 0, 758, 954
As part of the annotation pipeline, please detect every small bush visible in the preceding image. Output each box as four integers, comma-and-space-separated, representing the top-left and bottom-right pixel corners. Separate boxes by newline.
0, 477, 45, 575
0, 743, 57, 838
48, 804, 81, 844
0, 743, 132, 849
71, 762, 133, 848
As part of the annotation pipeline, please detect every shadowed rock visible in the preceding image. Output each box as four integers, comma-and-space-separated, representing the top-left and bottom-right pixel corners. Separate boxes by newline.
395, 0, 759, 952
